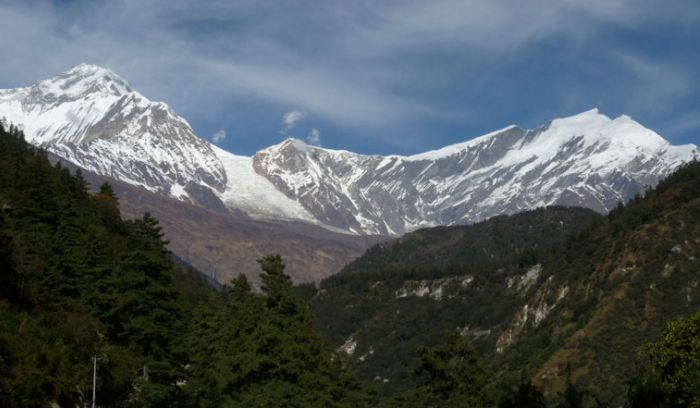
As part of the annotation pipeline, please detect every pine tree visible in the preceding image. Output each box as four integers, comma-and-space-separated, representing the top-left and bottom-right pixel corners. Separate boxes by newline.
186, 258, 373, 407
98, 182, 116, 198
0, 211, 16, 301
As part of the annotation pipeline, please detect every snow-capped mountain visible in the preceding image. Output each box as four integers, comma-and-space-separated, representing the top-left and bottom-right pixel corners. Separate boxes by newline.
0, 63, 226, 207
254, 110, 698, 235
0, 64, 696, 236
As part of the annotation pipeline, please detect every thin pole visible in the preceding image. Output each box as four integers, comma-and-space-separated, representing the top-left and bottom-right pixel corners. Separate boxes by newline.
92, 355, 97, 408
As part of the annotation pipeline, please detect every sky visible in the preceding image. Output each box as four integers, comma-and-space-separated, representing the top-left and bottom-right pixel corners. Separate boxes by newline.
0, 0, 698, 156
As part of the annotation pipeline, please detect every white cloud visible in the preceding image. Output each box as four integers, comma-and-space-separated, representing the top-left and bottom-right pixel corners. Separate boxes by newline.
307, 128, 321, 146
0, 0, 698, 149
281, 110, 306, 134
211, 129, 226, 143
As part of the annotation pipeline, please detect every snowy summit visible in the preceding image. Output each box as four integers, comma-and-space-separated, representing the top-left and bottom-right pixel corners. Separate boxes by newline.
0, 65, 697, 236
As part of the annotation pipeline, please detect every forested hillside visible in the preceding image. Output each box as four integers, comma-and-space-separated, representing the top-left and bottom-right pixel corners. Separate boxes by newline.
311, 161, 700, 406
2, 119, 699, 407
0, 123, 372, 407
311, 207, 603, 396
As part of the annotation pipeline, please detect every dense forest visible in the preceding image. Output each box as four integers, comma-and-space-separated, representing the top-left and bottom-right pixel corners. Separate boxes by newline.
309, 206, 603, 395
1, 120, 699, 407
0, 123, 373, 407
310, 159, 700, 406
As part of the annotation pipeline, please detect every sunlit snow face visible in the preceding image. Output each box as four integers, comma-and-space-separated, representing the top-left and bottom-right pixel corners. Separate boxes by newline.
0, 64, 696, 238
0, 64, 227, 197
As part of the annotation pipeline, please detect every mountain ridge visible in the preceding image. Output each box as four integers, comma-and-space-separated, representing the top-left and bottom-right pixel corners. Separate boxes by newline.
309, 160, 700, 404
0, 64, 697, 236
254, 108, 697, 234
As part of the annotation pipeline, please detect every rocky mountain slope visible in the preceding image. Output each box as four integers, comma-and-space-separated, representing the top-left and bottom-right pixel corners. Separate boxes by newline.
309, 161, 700, 405
0, 63, 227, 209
255, 111, 698, 235
55, 156, 383, 286
0, 64, 696, 236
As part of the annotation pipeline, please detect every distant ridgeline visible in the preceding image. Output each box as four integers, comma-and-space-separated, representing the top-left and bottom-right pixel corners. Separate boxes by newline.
2, 120, 700, 407
311, 159, 700, 406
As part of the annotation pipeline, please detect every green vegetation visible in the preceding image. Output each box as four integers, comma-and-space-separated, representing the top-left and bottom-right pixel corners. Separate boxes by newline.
311, 159, 700, 406
325, 206, 602, 289
311, 206, 603, 395
185, 256, 374, 407
630, 309, 700, 407
390, 333, 492, 407
2, 118, 700, 407
0, 124, 371, 407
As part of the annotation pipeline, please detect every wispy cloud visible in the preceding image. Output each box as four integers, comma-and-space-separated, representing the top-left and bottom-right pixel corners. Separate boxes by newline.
281, 110, 306, 134
663, 112, 700, 139
200, 60, 434, 128
211, 129, 226, 143
0, 0, 698, 153
614, 52, 693, 111
307, 128, 321, 146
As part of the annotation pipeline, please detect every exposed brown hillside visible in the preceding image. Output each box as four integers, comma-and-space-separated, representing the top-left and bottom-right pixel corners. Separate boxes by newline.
531, 198, 700, 402
53, 156, 386, 286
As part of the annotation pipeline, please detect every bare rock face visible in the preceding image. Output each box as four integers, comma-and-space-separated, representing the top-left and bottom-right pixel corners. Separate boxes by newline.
109, 178, 385, 287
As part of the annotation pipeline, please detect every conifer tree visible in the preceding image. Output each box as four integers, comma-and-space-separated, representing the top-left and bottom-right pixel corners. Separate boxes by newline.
99, 181, 116, 198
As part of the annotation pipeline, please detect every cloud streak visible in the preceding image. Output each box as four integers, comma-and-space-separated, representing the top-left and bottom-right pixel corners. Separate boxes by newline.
614, 52, 693, 110
664, 112, 700, 138
307, 128, 321, 146
0, 0, 697, 152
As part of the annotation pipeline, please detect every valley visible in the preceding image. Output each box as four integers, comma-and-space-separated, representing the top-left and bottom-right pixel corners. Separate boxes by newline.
2, 1, 700, 406
0, 62, 699, 407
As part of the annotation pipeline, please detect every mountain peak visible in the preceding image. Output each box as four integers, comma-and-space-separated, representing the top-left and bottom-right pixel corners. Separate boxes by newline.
575, 107, 602, 117
544, 108, 674, 152
41, 63, 133, 98
550, 108, 610, 129
266, 137, 313, 153
0, 64, 227, 197
65, 63, 115, 76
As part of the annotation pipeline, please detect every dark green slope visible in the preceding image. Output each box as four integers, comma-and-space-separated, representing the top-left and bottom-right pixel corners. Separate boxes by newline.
0, 123, 199, 406
0, 124, 373, 407
310, 161, 700, 405
311, 206, 603, 395
328, 206, 602, 288
518, 161, 700, 405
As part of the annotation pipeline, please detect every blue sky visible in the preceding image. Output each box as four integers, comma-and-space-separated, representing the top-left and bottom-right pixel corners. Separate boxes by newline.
0, 0, 698, 156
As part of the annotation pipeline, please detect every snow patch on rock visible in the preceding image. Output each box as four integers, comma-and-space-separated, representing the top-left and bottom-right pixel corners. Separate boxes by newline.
395, 275, 474, 300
